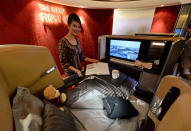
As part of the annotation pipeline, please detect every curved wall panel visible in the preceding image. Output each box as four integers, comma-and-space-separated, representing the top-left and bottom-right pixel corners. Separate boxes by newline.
150, 5, 181, 33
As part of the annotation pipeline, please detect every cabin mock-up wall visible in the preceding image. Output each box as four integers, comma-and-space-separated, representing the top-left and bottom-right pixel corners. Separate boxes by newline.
112, 8, 155, 35
150, 5, 181, 33
0, 0, 113, 74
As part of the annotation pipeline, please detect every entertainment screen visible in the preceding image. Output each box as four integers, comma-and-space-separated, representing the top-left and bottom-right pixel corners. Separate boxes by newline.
109, 39, 141, 61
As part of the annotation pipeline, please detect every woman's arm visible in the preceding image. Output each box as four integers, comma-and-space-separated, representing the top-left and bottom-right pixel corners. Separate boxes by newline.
77, 40, 97, 63
77, 38, 98, 63
68, 66, 83, 77
84, 57, 98, 63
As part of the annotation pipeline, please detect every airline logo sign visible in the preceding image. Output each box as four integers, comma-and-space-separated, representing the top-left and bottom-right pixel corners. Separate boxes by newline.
39, 3, 67, 24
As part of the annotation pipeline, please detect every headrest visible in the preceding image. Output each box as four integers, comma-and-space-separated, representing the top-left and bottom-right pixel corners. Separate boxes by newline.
0, 44, 64, 96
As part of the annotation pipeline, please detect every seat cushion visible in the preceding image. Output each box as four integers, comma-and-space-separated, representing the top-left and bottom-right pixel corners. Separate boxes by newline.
12, 86, 44, 131
43, 100, 78, 131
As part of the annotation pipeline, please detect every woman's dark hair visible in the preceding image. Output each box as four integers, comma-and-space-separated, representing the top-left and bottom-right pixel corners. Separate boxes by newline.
68, 13, 81, 27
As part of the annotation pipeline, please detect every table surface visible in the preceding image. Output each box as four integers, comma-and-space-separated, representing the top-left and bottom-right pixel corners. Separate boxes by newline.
96, 66, 128, 87
62, 66, 129, 91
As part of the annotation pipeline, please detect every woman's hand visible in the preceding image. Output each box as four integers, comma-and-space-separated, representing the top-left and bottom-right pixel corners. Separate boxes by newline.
85, 57, 99, 63
91, 59, 99, 63
76, 70, 83, 77
69, 66, 83, 77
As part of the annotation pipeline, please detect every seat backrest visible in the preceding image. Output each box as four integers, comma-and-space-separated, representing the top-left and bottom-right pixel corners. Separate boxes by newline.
156, 93, 191, 131
156, 75, 191, 99
148, 75, 191, 130
0, 44, 64, 131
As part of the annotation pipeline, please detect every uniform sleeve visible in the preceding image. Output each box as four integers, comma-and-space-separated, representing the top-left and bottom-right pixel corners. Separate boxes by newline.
58, 39, 71, 69
77, 39, 86, 61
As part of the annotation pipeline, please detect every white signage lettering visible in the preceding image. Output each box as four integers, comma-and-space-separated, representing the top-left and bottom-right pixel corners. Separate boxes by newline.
39, 3, 65, 24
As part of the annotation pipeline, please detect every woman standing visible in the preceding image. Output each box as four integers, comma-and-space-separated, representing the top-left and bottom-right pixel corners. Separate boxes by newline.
58, 13, 98, 77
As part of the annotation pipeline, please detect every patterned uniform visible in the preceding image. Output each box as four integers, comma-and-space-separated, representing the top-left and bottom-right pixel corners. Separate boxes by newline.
58, 37, 86, 76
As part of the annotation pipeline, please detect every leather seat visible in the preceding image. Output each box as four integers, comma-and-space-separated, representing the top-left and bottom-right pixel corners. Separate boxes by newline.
0, 44, 64, 131
147, 75, 191, 131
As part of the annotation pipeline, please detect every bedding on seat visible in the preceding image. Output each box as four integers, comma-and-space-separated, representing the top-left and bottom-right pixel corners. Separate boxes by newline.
65, 78, 149, 131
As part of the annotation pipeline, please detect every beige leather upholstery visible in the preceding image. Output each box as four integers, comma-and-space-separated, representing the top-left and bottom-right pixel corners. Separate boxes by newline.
0, 44, 64, 131
148, 75, 191, 130
0, 73, 13, 131
155, 75, 191, 99
156, 93, 191, 131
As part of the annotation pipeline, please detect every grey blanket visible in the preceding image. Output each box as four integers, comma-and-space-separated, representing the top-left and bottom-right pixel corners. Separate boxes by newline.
65, 79, 149, 131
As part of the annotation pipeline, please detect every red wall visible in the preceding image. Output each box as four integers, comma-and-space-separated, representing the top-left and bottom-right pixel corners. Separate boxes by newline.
0, 0, 113, 74
150, 5, 181, 33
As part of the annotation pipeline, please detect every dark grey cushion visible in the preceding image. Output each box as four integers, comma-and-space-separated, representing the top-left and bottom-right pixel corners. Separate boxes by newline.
103, 96, 138, 119
12, 86, 44, 131
43, 100, 78, 131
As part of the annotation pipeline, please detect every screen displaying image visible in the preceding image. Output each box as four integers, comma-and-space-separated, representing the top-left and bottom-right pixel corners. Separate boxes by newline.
110, 40, 141, 61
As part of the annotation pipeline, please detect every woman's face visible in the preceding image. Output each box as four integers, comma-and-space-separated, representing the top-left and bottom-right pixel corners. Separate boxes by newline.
68, 21, 81, 36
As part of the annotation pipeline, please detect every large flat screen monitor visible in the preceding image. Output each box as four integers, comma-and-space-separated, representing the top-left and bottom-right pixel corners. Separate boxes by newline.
109, 39, 141, 61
